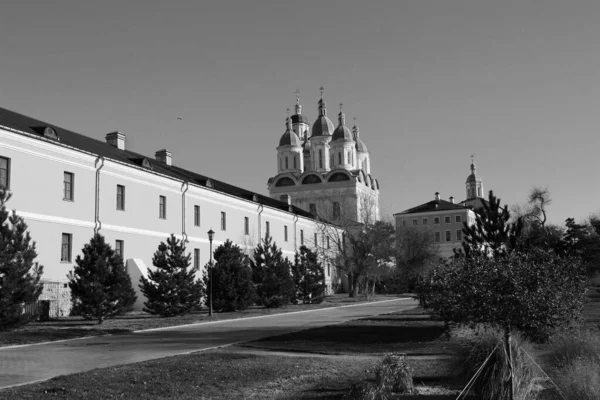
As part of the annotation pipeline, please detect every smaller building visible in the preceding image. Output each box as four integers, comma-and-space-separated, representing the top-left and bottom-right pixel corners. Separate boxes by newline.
393, 160, 486, 259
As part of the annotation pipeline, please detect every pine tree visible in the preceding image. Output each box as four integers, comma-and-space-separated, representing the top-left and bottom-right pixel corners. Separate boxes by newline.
292, 245, 326, 304
458, 190, 523, 258
0, 188, 44, 330
251, 236, 294, 308
140, 234, 204, 317
67, 234, 136, 324
203, 240, 255, 312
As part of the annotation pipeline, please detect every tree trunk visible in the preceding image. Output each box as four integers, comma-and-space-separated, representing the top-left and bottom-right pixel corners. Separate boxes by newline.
504, 328, 514, 400
352, 273, 360, 299
348, 271, 355, 297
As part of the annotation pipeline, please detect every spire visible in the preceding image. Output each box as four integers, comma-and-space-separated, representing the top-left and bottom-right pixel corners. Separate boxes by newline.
470, 154, 476, 173
286, 108, 292, 131
295, 89, 302, 115
352, 117, 359, 139
338, 103, 346, 126
318, 86, 327, 116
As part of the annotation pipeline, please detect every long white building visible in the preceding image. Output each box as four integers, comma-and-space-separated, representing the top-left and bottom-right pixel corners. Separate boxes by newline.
0, 107, 338, 313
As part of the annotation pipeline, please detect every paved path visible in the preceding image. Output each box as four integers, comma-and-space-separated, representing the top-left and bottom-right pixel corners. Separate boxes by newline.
0, 298, 417, 389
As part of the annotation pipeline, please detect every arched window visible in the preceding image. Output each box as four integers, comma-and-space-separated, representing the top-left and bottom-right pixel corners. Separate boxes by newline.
285, 157, 288, 169
319, 149, 323, 169
338, 153, 342, 165
293, 155, 296, 169
349, 151, 352, 166
279, 157, 282, 170
477, 187, 482, 197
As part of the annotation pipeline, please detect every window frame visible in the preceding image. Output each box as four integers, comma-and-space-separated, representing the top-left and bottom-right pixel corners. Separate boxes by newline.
244, 216, 249, 235
115, 240, 124, 259
159, 195, 167, 219
265, 221, 270, 238
444, 216, 451, 224
456, 230, 462, 241
116, 185, 125, 211
284, 225, 288, 242
445, 230, 452, 242
434, 217, 440, 224
194, 205, 201, 226
221, 211, 226, 231
422, 218, 428, 225
0, 156, 10, 189
455, 215, 462, 223
434, 231, 441, 243
61, 233, 72, 262
194, 248, 200, 270
412, 219, 418, 226
300, 229, 304, 245
63, 172, 74, 201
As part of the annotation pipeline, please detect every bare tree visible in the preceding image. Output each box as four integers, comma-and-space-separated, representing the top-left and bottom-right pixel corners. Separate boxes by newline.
396, 225, 439, 278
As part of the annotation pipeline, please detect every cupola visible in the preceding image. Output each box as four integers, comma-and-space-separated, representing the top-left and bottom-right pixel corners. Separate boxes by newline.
311, 86, 335, 137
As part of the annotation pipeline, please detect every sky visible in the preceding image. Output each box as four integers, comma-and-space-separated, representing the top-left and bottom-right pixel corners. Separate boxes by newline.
1, 0, 599, 226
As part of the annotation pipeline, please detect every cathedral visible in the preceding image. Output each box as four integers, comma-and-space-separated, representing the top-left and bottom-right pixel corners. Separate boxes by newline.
267, 89, 380, 224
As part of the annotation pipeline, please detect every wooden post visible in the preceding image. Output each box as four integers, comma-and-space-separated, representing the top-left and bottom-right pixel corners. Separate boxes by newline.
504, 328, 514, 400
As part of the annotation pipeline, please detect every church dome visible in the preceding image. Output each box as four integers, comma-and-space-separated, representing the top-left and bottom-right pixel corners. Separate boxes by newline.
465, 162, 482, 183
311, 91, 335, 137
352, 121, 368, 152
291, 114, 310, 125
279, 113, 302, 147
332, 107, 354, 142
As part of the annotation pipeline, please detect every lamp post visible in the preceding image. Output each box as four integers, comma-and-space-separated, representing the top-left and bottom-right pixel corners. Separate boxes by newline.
208, 228, 215, 317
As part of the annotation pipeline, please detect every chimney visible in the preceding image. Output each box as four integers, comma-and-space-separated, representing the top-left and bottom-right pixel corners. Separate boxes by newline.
106, 131, 126, 150
434, 192, 440, 201
450, 196, 455, 204
155, 149, 172, 166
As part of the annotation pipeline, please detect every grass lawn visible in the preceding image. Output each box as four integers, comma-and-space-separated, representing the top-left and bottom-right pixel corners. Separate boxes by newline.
0, 294, 399, 347
0, 304, 465, 399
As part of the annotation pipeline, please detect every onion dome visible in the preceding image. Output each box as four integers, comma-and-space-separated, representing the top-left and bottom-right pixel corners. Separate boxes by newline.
353, 119, 368, 152
311, 87, 335, 137
291, 90, 310, 125
279, 110, 302, 147
332, 103, 354, 141
466, 160, 482, 183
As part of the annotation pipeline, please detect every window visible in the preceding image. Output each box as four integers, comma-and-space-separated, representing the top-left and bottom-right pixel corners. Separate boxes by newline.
333, 202, 340, 220
0, 157, 10, 188
284, 225, 288, 242
478, 187, 482, 197
446, 230, 451, 242
63, 172, 74, 201
221, 211, 226, 230
116, 185, 125, 210
314, 233, 318, 247
300, 229, 304, 245
194, 205, 201, 226
444, 216, 451, 224
422, 218, 428, 225
319, 149, 323, 169
159, 195, 167, 219
265, 221, 270, 238
434, 217, 440, 224
244, 217, 249, 235
61, 233, 72, 262
194, 248, 200, 270
115, 240, 124, 259
309, 203, 317, 215
285, 157, 288, 169
293, 156, 296, 169
434, 232, 440, 243
413, 219, 418, 226
455, 215, 462, 223
338, 153, 342, 165
456, 230, 462, 241
327, 236, 330, 249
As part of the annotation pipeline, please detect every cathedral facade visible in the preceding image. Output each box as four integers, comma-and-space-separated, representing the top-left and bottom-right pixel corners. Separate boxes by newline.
267, 89, 380, 224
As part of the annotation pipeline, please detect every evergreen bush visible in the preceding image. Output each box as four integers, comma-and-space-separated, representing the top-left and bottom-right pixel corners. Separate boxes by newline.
0, 188, 44, 330
67, 234, 136, 324
292, 245, 325, 304
140, 234, 204, 317
203, 240, 255, 312
251, 236, 294, 308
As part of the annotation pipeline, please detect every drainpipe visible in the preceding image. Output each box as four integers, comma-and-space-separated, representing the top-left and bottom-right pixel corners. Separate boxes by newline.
293, 214, 298, 252
257, 204, 264, 242
94, 156, 105, 235
181, 181, 189, 243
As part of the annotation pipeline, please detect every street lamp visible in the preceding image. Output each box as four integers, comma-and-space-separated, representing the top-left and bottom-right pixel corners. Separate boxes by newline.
207, 228, 215, 317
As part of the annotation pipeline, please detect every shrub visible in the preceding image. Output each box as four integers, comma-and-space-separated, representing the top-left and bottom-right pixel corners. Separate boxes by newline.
549, 325, 600, 368
68, 234, 136, 324
202, 240, 255, 312
140, 234, 204, 317
0, 188, 44, 330
292, 245, 325, 304
251, 237, 294, 308
552, 357, 600, 400
375, 353, 415, 394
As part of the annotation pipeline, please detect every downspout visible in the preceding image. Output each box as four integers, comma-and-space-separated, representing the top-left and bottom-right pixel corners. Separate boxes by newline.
293, 215, 298, 252
94, 156, 105, 235
257, 204, 264, 242
181, 181, 189, 243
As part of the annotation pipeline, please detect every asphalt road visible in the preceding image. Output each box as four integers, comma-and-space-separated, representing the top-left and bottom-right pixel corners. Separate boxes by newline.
0, 298, 417, 389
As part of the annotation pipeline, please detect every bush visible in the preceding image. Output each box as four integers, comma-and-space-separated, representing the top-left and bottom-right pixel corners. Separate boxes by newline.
292, 245, 325, 304
375, 353, 415, 394
251, 237, 294, 308
68, 234, 136, 324
549, 325, 600, 367
140, 234, 204, 317
0, 188, 44, 330
203, 240, 255, 312
552, 357, 600, 400
461, 326, 541, 400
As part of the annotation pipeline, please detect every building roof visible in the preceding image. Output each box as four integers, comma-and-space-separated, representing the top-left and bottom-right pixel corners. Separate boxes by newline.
291, 114, 310, 125
279, 128, 302, 147
311, 114, 335, 137
0, 107, 316, 220
394, 199, 468, 216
